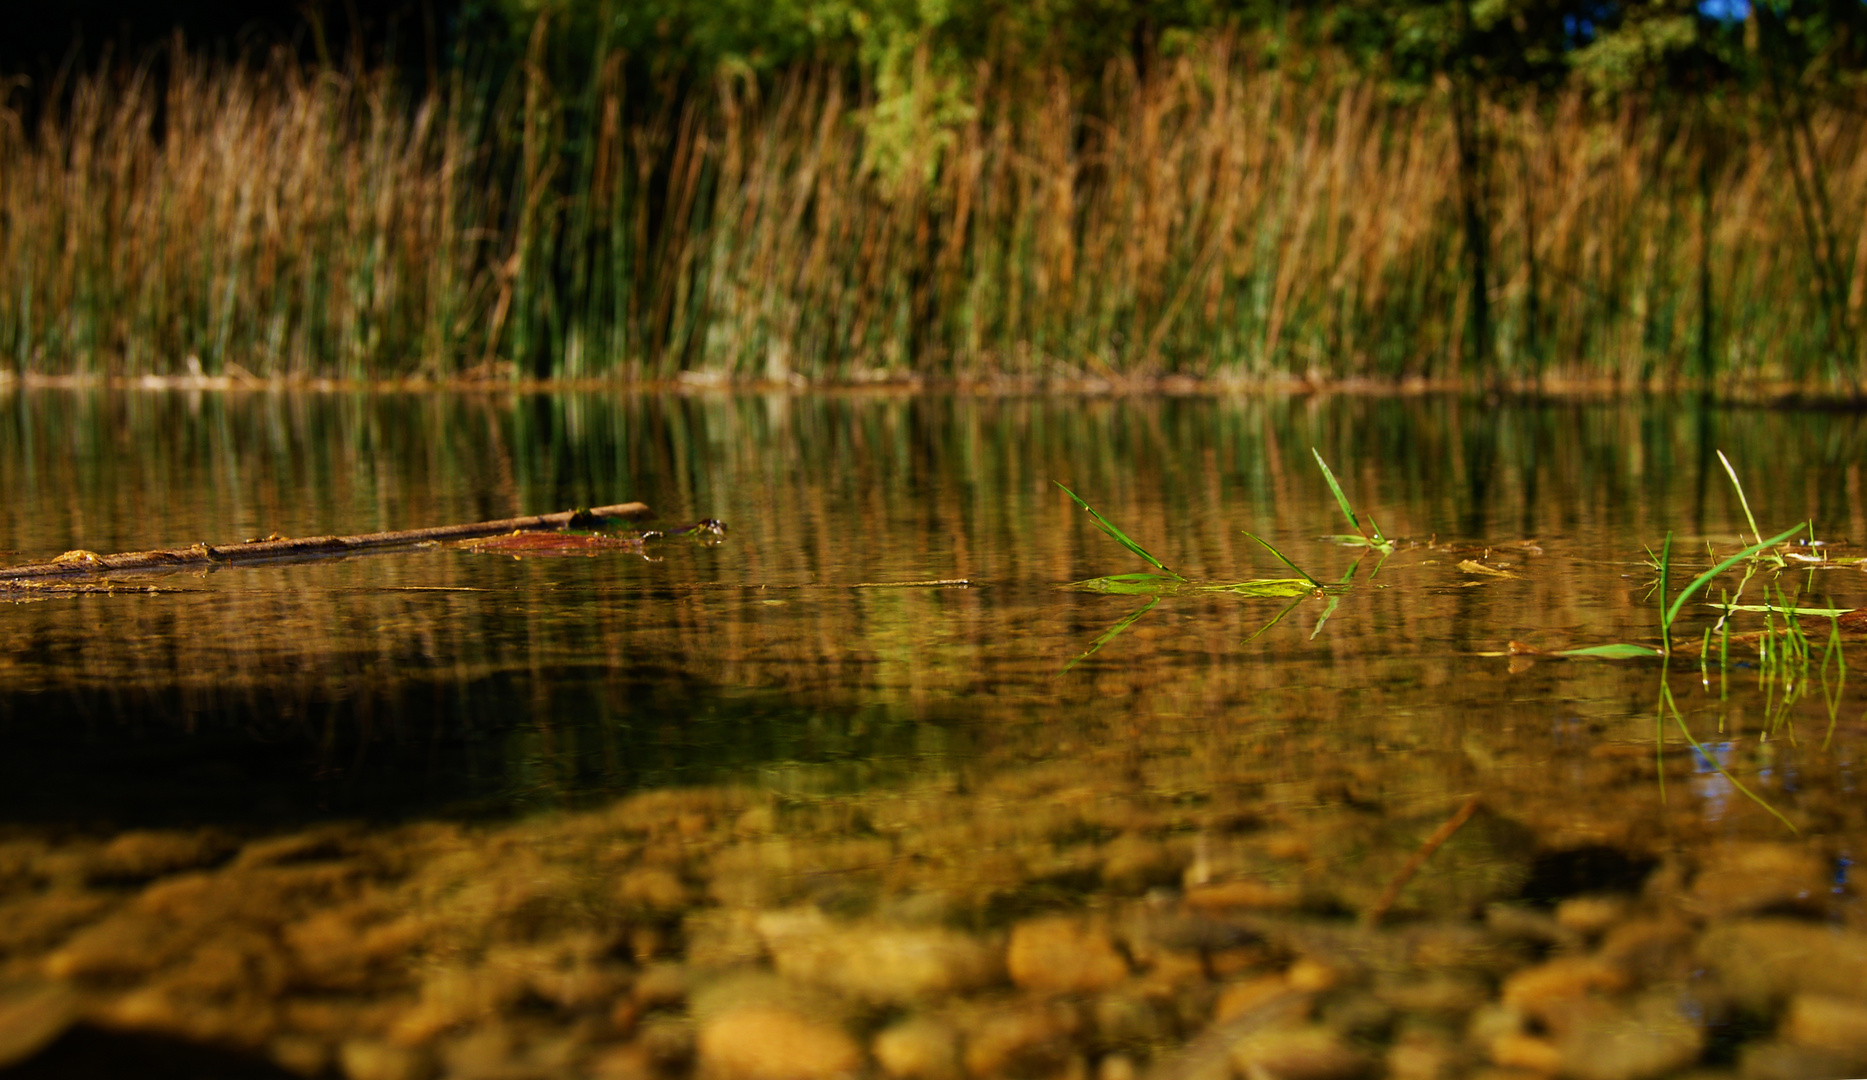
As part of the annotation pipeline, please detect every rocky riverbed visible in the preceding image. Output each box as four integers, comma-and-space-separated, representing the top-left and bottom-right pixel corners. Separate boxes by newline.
0, 748, 1863, 1080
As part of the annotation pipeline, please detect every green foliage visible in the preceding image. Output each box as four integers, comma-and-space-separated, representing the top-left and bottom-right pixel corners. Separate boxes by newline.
1312, 449, 1391, 552
1056, 483, 1181, 579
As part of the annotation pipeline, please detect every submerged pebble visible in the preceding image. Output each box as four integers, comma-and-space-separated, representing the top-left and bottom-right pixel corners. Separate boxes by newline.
0, 748, 1861, 1080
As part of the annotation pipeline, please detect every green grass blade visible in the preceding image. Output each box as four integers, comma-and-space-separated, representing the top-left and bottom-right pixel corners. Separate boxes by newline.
1716, 450, 1763, 547
1822, 612, 1845, 751
1244, 532, 1321, 588
1657, 533, 1672, 637
1195, 578, 1320, 597
1310, 593, 1344, 640
1661, 678, 1798, 833
1664, 523, 1809, 633
1056, 482, 1181, 580
1704, 603, 1853, 618
1063, 597, 1160, 673
1312, 449, 1383, 544
1247, 594, 1308, 641
1066, 573, 1185, 595
1556, 643, 1665, 659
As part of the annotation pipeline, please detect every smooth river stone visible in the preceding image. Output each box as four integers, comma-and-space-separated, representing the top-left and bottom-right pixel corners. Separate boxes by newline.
1781, 993, 1867, 1058
873, 1016, 964, 1080
1686, 843, 1830, 919
1006, 915, 1131, 994
1226, 1025, 1375, 1080
0, 982, 78, 1069
1553, 994, 1704, 1080
1696, 920, 1867, 1010
697, 1004, 862, 1080
756, 908, 1003, 1003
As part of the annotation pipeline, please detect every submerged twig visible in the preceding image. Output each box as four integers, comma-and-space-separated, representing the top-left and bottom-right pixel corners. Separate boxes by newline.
0, 502, 653, 585
1362, 795, 1483, 927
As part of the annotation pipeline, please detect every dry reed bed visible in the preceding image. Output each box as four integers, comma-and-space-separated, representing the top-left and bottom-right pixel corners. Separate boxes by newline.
2, 42, 1864, 383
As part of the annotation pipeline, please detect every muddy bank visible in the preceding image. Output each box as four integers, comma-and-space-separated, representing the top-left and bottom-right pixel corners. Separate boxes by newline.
0, 746, 1861, 1080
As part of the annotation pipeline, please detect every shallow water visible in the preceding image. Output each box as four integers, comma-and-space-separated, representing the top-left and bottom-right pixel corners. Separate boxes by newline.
1, 389, 1865, 1079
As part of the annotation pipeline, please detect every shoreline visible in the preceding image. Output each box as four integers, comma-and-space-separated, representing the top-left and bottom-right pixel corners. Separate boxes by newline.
3, 369, 1864, 408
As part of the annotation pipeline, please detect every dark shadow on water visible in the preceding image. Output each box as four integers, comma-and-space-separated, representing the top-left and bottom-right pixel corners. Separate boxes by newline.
0, 673, 956, 831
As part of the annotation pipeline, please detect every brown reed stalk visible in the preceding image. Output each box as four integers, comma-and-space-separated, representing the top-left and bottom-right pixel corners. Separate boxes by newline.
2, 34, 1865, 387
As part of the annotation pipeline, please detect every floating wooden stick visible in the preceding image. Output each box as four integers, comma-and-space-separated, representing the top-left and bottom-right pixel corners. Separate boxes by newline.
1362, 794, 1484, 928
0, 502, 652, 586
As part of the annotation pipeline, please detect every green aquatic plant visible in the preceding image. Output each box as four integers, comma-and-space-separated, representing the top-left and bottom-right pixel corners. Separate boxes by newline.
1055, 483, 1180, 579
1056, 482, 1325, 597
1653, 654, 1801, 834
1063, 597, 1160, 672
1539, 523, 1810, 663
1717, 450, 1766, 551
1312, 450, 1393, 554
1056, 483, 1345, 667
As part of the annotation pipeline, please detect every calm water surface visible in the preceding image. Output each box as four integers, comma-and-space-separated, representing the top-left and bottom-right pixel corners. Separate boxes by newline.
3, 390, 1861, 827
1, 389, 1863, 1078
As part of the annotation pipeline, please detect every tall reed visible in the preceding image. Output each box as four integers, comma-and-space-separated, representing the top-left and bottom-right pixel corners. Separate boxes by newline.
3, 35, 1866, 385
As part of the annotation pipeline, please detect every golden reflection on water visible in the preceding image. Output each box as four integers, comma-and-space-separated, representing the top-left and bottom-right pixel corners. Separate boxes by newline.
0, 389, 1863, 822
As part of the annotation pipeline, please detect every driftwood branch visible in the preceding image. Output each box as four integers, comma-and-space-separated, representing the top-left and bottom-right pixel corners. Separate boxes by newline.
1361, 794, 1484, 928
0, 502, 652, 586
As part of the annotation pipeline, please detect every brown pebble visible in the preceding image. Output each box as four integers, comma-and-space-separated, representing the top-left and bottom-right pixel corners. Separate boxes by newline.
1738, 1040, 1867, 1080
90, 830, 231, 881
1553, 995, 1703, 1080
1595, 918, 1695, 984
1286, 959, 1340, 994
697, 1004, 860, 1080
1228, 1025, 1375, 1080
339, 1039, 435, 1080
1216, 976, 1298, 1023
1688, 844, 1829, 919
0, 982, 78, 1069
640, 1016, 697, 1069
1007, 915, 1130, 994
1553, 896, 1629, 937
268, 1033, 330, 1077
618, 867, 691, 912
1100, 835, 1180, 892
760, 908, 1003, 1003
1499, 958, 1626, 1021
1697, 920, 1867, 1011
41, 911, 191, 980
1385, 1028, 1457, 1080
962, 1005, 1079, 1079
1092, 992, 1173, 1047
1184, 880, 1303, 911
1488, 1031, 1561, 1073
633, 963, 694, 1009
588, 1043, 656, 1080
873, 1016, 963, 1080
1781, 993, 1867, 1057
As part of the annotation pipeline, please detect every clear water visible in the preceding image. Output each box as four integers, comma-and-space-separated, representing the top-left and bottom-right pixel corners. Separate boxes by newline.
2, 390, 1863, 830
4, 389, 1867, 1078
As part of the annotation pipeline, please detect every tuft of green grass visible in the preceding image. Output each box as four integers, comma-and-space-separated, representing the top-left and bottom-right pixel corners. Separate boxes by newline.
1057, 483, 1344, 667
1661, 524, 1809, 643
